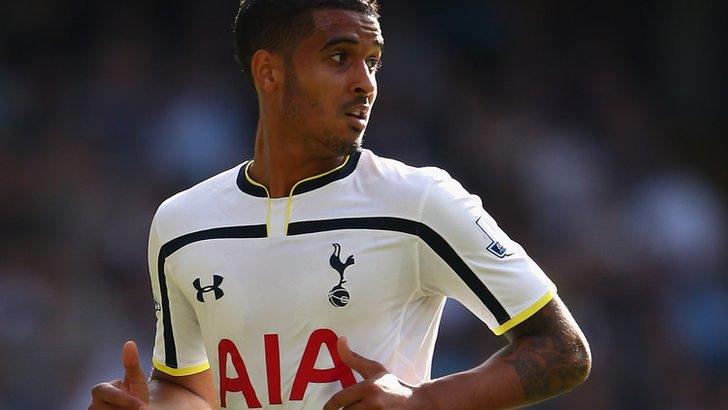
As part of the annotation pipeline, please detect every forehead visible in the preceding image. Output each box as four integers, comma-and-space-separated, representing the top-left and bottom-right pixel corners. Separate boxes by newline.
307, 8, 383, 46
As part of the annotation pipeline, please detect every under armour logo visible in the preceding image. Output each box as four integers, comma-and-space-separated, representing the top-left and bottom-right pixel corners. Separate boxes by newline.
328, 243, 355, 307
193, 275, 224, 302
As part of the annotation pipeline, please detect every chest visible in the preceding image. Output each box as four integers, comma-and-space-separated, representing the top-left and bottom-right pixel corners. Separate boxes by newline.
165, 231, 420, 334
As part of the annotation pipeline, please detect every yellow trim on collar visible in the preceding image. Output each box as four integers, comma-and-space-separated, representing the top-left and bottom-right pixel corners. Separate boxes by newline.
152, 359, 210, 376
244, 162, 272, 236
244, 156, 350, 236
285, 156, 350, 235
492, 289, 556, 336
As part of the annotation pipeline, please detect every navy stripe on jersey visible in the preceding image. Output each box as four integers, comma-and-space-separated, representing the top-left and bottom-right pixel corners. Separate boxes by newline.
287, 217, 511, 324
294, 150, 361, 195
156, 225, 267, 369
155, 216, 511, 368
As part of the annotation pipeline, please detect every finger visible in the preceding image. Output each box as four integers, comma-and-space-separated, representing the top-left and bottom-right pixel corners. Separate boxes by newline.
323, 382, 374, 410
342, 401, 371, 410
121, 341, 149, 401
337, 337, 387, 379
122, 341, 146, 383
90, 404, 144, 410
90, 404, 121, 410
91, 382, 146, 409
90, 404, 147, 410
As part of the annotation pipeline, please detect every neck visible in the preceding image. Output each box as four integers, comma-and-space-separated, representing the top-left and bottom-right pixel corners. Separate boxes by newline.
248, 119, 345, 198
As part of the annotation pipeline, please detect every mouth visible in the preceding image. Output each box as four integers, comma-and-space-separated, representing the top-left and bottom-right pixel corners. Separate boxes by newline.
344, 114, 367, 131
346, 113, 367, 121
345, 105, 370, 121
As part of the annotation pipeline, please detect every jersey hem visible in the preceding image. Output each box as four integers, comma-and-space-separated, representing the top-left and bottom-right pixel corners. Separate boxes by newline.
152, 358, 210, 376
491, 288, 556, 336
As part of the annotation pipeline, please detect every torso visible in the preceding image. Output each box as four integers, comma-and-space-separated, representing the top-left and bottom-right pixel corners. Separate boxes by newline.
154, 150, 447, 408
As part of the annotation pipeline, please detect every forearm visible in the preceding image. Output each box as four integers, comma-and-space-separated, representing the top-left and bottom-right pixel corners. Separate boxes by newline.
148, 378, 214, 410
413, 298, 591, 409
413, 334, 589, 409
412, 348, 522, 409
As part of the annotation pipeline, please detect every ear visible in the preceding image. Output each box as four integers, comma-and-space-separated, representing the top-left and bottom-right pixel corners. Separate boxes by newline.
251, 49, 283, 93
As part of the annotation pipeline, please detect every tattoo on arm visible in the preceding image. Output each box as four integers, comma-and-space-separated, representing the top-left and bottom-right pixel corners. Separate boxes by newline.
501, 297, 591, 403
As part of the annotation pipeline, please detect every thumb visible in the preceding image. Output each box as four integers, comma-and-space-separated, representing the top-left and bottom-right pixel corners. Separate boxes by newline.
121, 341, 149, 402
337, 337, 387, 379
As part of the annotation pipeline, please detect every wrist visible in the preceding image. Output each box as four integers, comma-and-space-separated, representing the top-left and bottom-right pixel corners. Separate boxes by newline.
407, 380, 440, 410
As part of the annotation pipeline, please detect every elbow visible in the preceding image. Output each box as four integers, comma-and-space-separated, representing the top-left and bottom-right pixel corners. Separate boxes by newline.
569, 333, 592, 387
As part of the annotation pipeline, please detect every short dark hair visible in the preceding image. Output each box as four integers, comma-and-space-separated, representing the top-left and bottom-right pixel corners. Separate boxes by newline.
233, 0, 380, 87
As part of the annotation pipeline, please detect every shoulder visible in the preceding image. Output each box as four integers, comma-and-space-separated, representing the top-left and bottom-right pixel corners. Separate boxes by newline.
357, 149, 460, 207
359, 149, 486, 227
151, 164, 244, 241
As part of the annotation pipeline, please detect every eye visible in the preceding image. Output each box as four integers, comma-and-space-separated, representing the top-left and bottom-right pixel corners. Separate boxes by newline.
367, 57, 382, 72
330, 52, 345, 64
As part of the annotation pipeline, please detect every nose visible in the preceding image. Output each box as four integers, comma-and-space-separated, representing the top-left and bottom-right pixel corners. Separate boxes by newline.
350, 60, 376, 97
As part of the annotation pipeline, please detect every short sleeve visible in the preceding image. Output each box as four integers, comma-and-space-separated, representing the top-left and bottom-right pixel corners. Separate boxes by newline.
148, 209, 210, 376
417, 170, 556, 335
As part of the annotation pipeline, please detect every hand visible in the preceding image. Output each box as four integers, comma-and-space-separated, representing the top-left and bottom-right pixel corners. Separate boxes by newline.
89, 341, 150, 409
324, 337, 418, 410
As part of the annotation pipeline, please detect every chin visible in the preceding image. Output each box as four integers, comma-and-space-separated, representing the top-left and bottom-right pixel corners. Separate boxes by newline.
332, 133, 362, 156
311, 125, 364, 157
334, 139, 361, 156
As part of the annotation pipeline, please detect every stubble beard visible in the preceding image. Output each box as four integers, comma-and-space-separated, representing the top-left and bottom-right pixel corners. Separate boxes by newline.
283, 69, 363, 158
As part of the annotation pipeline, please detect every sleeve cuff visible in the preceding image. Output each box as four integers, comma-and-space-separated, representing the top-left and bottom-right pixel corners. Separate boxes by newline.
152, 358, 210, 376
491, 288, 556, 336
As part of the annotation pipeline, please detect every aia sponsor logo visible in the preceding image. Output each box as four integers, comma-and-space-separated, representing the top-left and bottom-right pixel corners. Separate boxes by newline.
218, 329, 355, 408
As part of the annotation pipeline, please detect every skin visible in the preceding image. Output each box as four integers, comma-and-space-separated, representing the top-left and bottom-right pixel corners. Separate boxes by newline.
323, 296, 591, 410
248, 8, 383, 197
89, 342, 215, 409
89, 8, 591, 409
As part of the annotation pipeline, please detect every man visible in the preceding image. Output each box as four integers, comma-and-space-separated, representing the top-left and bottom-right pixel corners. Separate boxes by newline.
90, 1, 591, 408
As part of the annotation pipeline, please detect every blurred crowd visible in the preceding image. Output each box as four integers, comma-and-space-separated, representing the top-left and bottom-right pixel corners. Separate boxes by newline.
1, 1, 726, 409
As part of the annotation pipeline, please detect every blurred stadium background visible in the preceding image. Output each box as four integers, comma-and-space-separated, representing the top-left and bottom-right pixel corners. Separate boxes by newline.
1, 1, 727, 408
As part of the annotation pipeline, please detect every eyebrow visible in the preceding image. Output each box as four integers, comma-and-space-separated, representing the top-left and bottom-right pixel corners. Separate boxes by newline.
321, 35, 384, 51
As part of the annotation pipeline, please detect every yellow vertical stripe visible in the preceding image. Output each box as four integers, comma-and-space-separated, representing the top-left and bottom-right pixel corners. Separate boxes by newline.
244, 156, 350, 236
285, 155, 350, 235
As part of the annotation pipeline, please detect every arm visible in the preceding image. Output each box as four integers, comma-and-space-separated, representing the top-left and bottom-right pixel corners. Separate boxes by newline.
412, 295, 591, 409
324, 296, 590, 410
411, 173, 590, 407
144, 205, 214, 408
90, 341, 216, 410
147, 368, 216, 410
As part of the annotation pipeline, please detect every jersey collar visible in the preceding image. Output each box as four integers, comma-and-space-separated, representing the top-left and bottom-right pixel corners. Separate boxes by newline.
236, 150, 362, 198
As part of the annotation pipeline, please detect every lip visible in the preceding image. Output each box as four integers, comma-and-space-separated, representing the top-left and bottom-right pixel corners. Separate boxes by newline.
345, 104, 370, 119
345, 113, 368, 129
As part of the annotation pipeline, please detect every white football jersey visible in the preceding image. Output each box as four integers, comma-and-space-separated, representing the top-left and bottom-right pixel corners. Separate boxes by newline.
148, 149, 556, 409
